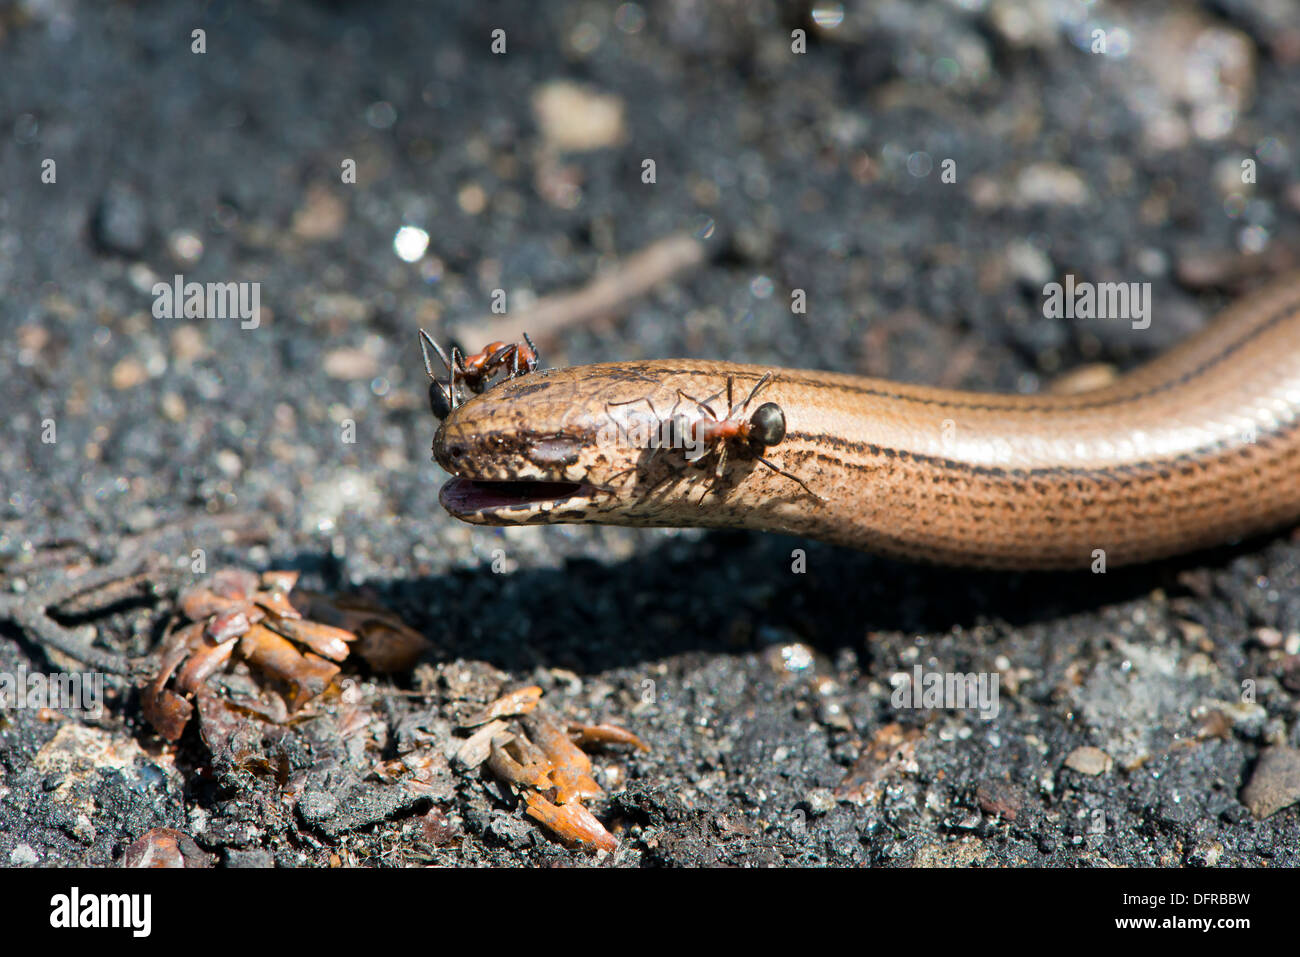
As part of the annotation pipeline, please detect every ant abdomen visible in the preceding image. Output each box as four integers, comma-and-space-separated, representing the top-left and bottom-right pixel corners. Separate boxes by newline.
748, 402, 786, 448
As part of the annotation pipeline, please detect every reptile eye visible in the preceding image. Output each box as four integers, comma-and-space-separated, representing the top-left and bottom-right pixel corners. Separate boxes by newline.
527, 438, 580, 467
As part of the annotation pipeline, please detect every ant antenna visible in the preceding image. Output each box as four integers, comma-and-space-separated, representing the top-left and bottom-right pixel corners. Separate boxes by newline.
418, 329, 455, 413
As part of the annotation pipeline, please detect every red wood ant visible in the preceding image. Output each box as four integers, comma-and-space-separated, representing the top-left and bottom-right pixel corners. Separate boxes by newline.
419, 330, 540, 418
454, 334, 540, 396
671, 372, 824, 501
603, 374, 816, 504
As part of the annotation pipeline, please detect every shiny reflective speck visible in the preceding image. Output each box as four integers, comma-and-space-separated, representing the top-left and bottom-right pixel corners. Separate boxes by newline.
168, 230, 204, 265
780, 644, 814, 672
393, 225, 430, 262
811, 4, 844, 29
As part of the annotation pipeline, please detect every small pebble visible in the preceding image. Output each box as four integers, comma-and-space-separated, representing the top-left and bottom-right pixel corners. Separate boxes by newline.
1013, 163, 1090, 207
1190, 840, 1224, 867
1254, 627, 1283, 648
215, 449, 243, 479
1064, 746, 1113, 776
532, 80, 625, 152
804, 788, 836, 816
323, 346, 379, 380
225, 848, 274, 868
1241, 746, 1300, 818
9, 844, 39, 866
111, 357, 148, 390
292, 183, 347, 241
69, 814, 96, 844
976, 780, 1023, 820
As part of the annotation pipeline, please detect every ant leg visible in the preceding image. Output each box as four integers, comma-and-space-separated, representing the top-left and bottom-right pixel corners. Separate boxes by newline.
757, 456, 825, 502
418, 329, 454, 377
676, 388, 721, 421
448, 346, 470, 410
605, 396, 660, 414
601, 467, 637, 490
604, 398, 649, 459
498, 346, 519, 383
487, 342, 514, 370
607, 446, 687, 502
604, 396, 661, 440
696, 444, 729, 508
587, 480, 628, 499
639, 460, 683, 500
603, 396, 667, 484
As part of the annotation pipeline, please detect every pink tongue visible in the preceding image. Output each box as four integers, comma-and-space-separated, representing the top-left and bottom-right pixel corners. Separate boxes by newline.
440, 478, 585, 512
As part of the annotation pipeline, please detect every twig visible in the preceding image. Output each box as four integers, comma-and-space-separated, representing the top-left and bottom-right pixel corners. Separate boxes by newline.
1175, 244, 1299, 292
0, 512, 271, 676
446, 232, 708, 350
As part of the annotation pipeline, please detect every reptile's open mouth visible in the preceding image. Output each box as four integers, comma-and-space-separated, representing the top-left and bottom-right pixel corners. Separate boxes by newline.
438, 478, 598, 519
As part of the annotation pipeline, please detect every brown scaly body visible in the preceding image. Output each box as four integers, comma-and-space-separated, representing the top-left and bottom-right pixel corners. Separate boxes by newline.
432, 275, 1300, 569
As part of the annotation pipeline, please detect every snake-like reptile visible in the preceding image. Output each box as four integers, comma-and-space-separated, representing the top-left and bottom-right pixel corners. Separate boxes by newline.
431, 274, 1300, 569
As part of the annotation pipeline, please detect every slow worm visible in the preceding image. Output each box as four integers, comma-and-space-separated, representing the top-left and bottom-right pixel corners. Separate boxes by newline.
432, 274, 1300, 569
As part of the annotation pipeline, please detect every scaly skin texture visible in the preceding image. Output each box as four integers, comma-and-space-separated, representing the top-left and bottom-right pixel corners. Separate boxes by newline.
433, 274, 1300, 569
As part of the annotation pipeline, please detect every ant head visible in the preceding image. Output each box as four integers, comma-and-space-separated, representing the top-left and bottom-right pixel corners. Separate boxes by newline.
429, 379, 452, 420
748, 402, 786, 447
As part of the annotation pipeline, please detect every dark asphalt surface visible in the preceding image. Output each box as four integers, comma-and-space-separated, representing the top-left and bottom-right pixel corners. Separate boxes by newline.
1, 0, 1299, 866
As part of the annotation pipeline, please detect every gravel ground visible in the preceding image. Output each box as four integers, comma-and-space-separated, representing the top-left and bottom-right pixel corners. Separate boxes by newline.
2, 0, 1300, 867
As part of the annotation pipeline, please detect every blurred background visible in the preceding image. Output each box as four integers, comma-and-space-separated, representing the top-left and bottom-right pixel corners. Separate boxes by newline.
2, 0, 1299, 866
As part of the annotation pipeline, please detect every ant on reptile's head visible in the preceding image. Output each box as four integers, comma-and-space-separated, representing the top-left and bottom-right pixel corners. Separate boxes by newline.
418, 329, 542, 419
675, 372, 822, 501
418, 329, 456, 420
456, 332, 540, 394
